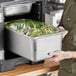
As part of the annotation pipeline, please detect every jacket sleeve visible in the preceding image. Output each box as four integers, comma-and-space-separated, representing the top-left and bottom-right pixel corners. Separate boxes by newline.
58, 0, 70, 27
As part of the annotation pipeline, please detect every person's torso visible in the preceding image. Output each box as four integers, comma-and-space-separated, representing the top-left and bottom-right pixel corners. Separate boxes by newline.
62, 0, 76, 51
60, 0, 76, 74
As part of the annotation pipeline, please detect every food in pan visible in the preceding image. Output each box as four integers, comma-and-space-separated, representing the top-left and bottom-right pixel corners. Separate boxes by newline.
4, 19, 59, 37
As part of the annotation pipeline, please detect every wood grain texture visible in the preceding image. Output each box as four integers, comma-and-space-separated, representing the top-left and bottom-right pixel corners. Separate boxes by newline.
0, 60, 59, 76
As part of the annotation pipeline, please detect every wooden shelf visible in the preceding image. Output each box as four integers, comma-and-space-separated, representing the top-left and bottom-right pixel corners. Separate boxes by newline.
0, 60, 59, 76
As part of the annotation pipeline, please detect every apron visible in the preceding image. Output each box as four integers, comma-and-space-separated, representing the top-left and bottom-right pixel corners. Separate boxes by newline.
58, 0, 76, 76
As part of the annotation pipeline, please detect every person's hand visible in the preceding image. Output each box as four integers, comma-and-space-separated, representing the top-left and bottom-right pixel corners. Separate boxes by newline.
48, 51, 72, 62
58, 26, 68, 38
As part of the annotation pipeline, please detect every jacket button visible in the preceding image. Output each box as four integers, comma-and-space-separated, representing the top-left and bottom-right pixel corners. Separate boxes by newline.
68, 69, 72, 73
67, 18, 71, 21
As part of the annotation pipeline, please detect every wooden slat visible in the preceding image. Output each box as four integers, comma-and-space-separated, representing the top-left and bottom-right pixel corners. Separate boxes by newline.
0, 60, 59, 76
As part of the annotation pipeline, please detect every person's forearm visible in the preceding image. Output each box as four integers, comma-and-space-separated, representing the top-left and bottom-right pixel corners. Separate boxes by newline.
63, 51, 76, 59
48, 51, 76, 62
71, 51, 76, 58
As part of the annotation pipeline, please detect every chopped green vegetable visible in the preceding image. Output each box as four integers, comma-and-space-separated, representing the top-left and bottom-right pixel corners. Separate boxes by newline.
4, 19, 59, 37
